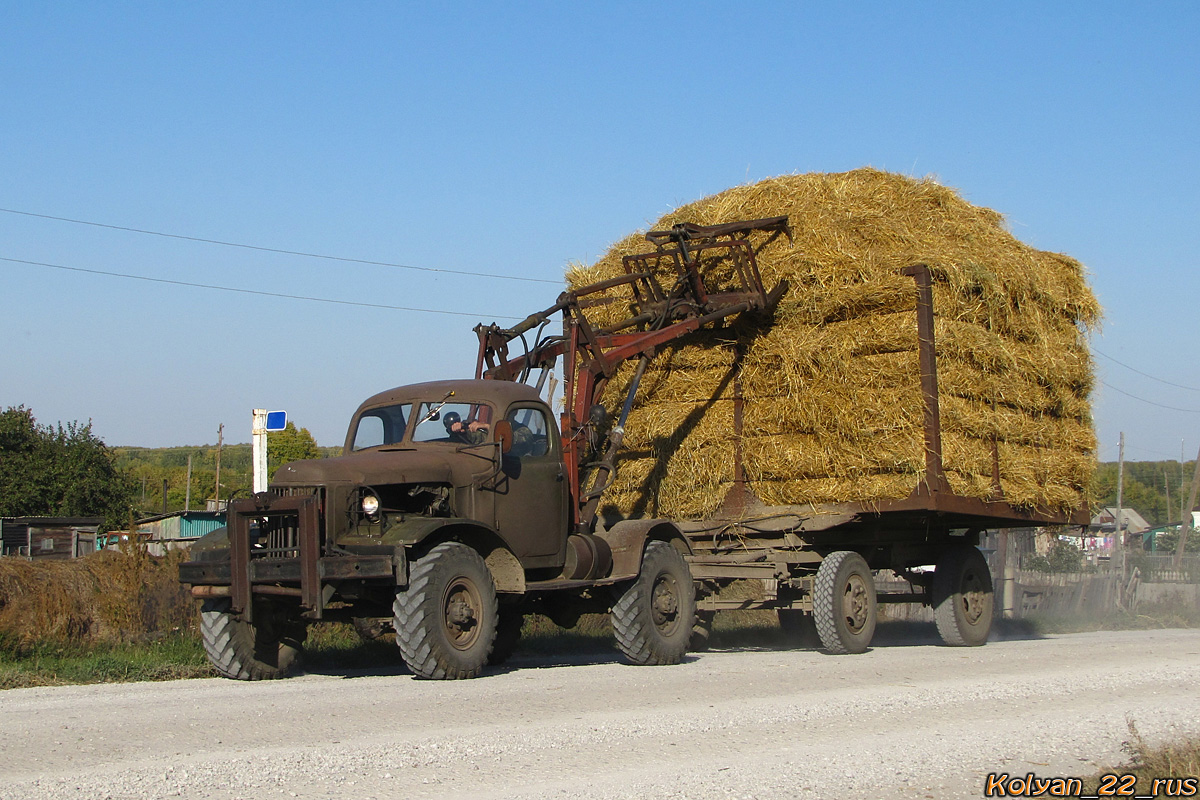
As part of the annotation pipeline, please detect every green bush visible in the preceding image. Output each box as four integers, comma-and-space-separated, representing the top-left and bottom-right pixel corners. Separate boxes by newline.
1027, 540, 1086, 573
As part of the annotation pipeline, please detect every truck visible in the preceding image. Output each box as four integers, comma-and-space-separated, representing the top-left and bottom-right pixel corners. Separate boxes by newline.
179, 216, 1085, 680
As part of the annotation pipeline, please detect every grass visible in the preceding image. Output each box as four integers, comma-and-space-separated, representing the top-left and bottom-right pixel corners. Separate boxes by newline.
1081, 720, 1200, 796
0, 634, 213, 689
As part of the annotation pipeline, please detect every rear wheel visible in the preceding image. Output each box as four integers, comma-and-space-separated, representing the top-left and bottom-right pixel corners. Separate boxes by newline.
812, 551, 876, 654
394, 542, 499, 679
611, 540, 696, 665
200, 598, 305, 680
933, 544, 994, 646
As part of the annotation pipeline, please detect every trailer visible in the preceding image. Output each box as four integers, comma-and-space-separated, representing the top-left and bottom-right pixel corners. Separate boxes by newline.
179, 217, 1085, 679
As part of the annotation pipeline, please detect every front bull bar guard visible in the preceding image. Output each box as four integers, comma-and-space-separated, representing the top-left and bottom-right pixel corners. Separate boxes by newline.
228, 494, 322, 623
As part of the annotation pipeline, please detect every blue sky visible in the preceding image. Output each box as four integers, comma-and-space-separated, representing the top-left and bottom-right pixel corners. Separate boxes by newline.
1, 2, 1197, 464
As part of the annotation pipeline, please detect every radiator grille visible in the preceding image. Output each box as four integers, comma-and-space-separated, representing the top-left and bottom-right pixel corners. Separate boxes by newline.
251, 487, 323, 559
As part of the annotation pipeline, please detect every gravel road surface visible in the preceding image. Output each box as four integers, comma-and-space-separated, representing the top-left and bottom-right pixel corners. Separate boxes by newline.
2, 628, 1198, 800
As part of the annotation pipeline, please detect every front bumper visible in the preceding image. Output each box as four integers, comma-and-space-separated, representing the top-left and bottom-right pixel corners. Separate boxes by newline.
179, 492, 403, 621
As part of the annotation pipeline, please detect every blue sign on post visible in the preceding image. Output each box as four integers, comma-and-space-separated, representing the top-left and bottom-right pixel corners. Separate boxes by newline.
265, 411, 287, 431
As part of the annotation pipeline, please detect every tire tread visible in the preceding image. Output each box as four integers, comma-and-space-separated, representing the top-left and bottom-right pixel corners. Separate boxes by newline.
394, 542, 498, 679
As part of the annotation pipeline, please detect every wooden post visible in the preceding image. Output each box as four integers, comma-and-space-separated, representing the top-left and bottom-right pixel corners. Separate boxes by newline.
1114, 432, 1125, 576
994, 530, 1010, 619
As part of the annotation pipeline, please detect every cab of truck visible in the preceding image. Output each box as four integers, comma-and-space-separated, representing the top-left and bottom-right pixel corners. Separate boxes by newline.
271, 379, 569, 571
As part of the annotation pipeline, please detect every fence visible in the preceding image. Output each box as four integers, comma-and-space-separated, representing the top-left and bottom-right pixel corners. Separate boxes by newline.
878, 552, 1200, 623
1128, 554, 1200, 584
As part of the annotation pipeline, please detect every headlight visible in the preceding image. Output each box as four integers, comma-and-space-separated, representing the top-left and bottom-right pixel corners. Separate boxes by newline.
361, 494, 381, 518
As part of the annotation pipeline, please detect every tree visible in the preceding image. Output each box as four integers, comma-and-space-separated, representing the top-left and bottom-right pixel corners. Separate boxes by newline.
0, 406, 133, 529
1091, 460, 1189, 527
267, 422, 321, 480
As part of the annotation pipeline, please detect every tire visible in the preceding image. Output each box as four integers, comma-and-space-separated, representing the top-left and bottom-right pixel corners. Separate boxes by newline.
488, 603, 524, 666
690, 610, 715, 651
611, 540, 696, 666
394, 542, 499, 679
812, 551, 876, 655
200, 598, 305, 680
777, 608, 820, 648
933, 544, 994, 647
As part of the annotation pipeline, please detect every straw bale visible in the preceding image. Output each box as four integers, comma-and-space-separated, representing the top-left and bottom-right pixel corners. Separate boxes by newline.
573, 169, 1099, 519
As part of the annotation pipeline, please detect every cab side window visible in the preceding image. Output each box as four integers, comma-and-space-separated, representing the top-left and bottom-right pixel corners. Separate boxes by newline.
353, 416, 385, 450
505, 406, 552, 459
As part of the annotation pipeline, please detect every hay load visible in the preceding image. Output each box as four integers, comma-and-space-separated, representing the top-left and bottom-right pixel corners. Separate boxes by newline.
566, 168, 1099, 521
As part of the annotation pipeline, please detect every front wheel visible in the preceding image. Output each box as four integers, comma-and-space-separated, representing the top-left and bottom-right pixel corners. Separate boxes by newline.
611, 540, 696, 665
394, 542, 499, 679
933, 544, 994, 646
200, 598, 305, 680
812, 551, 876, 655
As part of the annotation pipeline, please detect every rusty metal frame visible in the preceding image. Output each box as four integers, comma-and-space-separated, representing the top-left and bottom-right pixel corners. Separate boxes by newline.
227, 494, 323, 622
900, 263, 951, 496
474, 217, 790, 534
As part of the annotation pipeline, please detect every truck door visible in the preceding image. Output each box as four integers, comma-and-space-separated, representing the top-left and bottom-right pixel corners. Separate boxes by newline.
491, 404, 567, 564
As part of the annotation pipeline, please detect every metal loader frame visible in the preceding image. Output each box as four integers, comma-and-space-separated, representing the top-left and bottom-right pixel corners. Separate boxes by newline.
474, 216, 793, 535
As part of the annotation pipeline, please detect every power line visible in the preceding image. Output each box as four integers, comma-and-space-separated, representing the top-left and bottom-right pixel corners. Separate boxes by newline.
1093, 347, 1200, 392
1122, 442, 1190, 461
0, 207, 562, 286
1100, 380, 1200, 414
0, 255, 522, 320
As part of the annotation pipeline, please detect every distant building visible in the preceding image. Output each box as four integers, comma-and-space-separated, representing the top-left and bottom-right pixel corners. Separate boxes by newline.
1087, 506, 1151, 551
0, 517, 101, 559
99, 510, 225, 555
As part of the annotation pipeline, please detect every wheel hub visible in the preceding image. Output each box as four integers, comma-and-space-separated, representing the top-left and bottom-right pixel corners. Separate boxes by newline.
842, 575, 870, 633
448, 596, 475, 627
960, 569, 986, 625
443, 579, 481, 650
652, 576, 680, 629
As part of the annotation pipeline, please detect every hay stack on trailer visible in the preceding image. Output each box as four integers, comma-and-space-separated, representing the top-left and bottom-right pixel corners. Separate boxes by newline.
567, 168, 1100, 522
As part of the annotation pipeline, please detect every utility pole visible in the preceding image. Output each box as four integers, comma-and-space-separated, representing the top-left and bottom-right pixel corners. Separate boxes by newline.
1164, 470, 1171, 528
185, 454, 192, 512
1114, 432, 1124, 575
1176, 444, 1200, 568
214, 423, 224, 508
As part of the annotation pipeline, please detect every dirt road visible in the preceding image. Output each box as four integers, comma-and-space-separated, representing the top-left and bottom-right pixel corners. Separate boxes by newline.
2, 628, 1198, 800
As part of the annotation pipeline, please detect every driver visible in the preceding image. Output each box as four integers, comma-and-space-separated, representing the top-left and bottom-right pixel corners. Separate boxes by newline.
443, 411, 490, 445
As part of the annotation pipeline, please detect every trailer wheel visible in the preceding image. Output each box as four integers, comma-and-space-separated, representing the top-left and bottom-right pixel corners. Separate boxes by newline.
611, 540, 696, 665
200, 598, 305, 680
488, 603, 524, 666
812, 551, 876, 655
394, 542, 499, 679
933, 544, 993, 646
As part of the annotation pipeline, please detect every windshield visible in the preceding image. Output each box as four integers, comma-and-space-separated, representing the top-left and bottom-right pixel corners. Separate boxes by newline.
412, 401, 493, 444
351, 403, 412, 451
